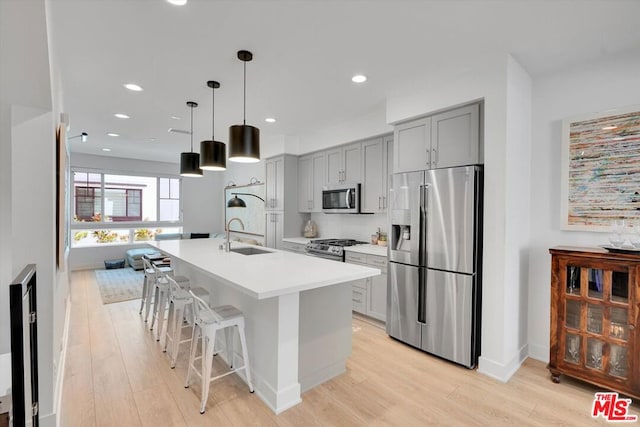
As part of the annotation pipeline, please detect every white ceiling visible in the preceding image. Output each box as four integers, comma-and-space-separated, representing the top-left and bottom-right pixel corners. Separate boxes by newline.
48, 0, 640, 163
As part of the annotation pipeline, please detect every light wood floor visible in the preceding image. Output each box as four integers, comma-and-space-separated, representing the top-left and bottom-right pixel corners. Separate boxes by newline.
61, 270, 640, 426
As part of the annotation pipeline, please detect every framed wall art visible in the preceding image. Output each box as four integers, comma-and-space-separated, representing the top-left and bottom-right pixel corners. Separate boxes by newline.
561, 105, 640, 231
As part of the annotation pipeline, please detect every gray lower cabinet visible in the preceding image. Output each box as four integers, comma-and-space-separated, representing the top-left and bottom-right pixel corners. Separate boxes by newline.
282, 241, 306, 254
346, 252, 387, 322
265, 212, 284, 250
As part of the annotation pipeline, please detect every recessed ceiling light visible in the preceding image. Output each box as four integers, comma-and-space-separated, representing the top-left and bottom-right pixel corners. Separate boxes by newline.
102, 148, 111, 152
107, 132, 119, 137
265, 118, 276, 123
352, 74, 367, 83
171, 116, 181, 120
166, 0, 187, 5
149, 138, 157, 142
124, 83, 143, 92
114, 113, 130, 119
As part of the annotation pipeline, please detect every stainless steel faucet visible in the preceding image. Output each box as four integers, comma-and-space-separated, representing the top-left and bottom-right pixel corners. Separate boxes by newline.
225, 217, 245, 252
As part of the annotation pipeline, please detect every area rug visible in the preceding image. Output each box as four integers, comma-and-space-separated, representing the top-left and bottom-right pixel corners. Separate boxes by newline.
95, 268, 145, 304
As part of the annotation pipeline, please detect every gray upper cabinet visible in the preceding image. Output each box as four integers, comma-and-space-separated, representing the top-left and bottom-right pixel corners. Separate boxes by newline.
265, 156, 284, 211
298, 151, 325, 213
264, 155, 306, 249
393, 116, 431, 173
393, 102, 481, 173
430, 103, 481, 168
326, 142, 362, 184
361, 135, 393, 213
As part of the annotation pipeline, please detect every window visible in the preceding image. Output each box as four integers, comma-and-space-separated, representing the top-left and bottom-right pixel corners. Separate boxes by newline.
159, 177, 180, 221
71, 170, 183, 247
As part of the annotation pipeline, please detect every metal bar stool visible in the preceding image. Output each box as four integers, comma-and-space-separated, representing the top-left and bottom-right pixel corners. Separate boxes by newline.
161, 275, 211, 368
140, 256, 173, 322
185, 292, 254, 414
150, 262, 189, 341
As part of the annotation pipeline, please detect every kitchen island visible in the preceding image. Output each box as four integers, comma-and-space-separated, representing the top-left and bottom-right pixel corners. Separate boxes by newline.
148, 238, 380, 414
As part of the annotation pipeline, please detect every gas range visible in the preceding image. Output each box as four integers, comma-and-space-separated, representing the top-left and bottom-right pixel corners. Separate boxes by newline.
305, 238, 368, 261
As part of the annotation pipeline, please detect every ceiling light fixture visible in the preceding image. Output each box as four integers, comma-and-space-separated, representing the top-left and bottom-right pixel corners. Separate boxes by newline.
124, 83, 143, 92
107, 132, 119, 137
102, 148, 111, 152
265, 118, 276, 123
114, 113, 130, 119
200, 80, 226, 171
352, 74, 367, 83
171, 116, 181, 120
166, 0, 187, 5
229, 50, 260, 163
180, 101, 202, 177
69, 132, 88, 143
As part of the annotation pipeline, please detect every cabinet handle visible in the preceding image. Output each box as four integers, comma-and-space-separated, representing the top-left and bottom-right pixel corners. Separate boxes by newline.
432, 148, 437, 167
378, 196, 382, 209
383, 196, 386, 209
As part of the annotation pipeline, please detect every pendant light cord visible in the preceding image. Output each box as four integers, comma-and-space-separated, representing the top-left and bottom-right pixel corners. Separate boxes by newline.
243, 59, 246, 125
211, 87, 216, 142
190, 104, 194, 152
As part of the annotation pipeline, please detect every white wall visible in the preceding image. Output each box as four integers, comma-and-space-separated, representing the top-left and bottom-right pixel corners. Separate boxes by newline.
527, 47, 640, 361
386, 52, 533, 381
0, 1, 62, 425
310, 213, 387, 243
502, 56, 532, 376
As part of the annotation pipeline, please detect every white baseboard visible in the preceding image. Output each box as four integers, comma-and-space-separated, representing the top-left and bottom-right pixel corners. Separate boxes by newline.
478, 343, 529, 383
527, 342, 549, 363
53, 294, 71, 427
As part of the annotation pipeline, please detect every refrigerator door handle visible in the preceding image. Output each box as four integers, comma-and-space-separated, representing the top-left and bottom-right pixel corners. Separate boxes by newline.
417, 268, 426, 324
419, 183, 428, 266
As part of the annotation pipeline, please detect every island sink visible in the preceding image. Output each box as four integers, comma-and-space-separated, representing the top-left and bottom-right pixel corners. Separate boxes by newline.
230, 247, 273, 256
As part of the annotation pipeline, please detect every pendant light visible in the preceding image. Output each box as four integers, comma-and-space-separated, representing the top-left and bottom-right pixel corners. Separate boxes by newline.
180, 101, 203, 177
229, 50, 260, 163
200, 81, 226, 171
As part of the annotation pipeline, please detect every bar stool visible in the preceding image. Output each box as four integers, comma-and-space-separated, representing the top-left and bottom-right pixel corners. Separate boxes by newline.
162, 275, 211, 368
139, 257, 172, 322
150, 263, 189, 341
185, 292, 254, 414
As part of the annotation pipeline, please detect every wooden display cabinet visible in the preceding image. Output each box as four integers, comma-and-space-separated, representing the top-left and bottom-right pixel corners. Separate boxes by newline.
549, 246, 640, 399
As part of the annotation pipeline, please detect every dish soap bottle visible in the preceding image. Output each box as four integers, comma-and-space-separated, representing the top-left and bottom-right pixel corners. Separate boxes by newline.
304, 219, 318, 238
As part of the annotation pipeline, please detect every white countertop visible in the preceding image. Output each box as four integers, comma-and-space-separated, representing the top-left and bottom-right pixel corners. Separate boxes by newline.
282, 237, 312, 245
344, 244, 388, 257
149, 238, 380, 300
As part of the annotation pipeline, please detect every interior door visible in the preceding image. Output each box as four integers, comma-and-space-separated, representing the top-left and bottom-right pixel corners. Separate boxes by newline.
387, 262, 422, 348
422, 269, 475, 367
425, 166, 477, 274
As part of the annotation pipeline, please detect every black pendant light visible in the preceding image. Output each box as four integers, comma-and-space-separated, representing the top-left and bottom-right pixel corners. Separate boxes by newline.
180, 101, 203, 177
229, 50, 260, 163
200, 81, 226, 171
227, 195, 247, 208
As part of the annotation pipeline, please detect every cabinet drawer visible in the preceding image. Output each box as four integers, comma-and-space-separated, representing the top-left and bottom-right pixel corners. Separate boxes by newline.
346, 253, 367, 263
282, 242, 305, 253
352, 284, 366, 314
367, 255, 388, 271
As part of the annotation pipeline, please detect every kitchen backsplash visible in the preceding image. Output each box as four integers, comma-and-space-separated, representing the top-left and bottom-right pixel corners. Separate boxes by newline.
310, 213, 388, 242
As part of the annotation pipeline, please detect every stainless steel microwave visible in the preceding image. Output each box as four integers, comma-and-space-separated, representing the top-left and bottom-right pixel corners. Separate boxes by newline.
322, 183, 361, 213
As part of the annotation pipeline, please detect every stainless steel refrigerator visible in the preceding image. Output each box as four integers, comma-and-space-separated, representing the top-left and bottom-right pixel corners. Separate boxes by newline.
386, 166, 483, 368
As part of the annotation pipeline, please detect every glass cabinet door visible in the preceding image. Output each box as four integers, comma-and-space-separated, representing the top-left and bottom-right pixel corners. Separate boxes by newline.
560, 261, 632, 381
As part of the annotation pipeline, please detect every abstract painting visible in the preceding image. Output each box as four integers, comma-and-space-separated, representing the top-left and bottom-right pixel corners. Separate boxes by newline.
561, 105, 640, 231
